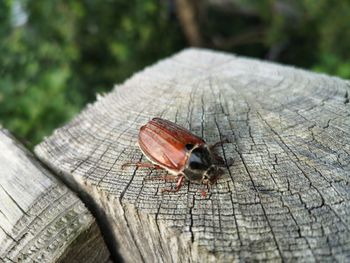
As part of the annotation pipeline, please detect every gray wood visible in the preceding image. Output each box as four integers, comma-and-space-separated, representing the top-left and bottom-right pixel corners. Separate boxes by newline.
35, 48, 350, 262
0, 129, 110, 262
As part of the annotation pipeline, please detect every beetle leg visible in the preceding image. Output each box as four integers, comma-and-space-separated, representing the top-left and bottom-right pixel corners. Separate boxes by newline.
209, 137, 231, 150
201, 184, 209, 198
121, 162, 162, 170
144, 175, 178, 181
210, 151, 234, 167
211, 152, 225, 165
161, 175, 185, 193
219, 156, 233, 167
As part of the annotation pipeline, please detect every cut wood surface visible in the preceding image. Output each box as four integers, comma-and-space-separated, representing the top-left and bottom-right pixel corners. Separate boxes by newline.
35, 48, 350, 262
0, 129, 111, 263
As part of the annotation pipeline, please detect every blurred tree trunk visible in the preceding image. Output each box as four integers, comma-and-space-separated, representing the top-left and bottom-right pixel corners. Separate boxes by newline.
175, 0, 203, 46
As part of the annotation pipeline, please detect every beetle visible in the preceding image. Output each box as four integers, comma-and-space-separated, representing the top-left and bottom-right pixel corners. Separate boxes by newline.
123, 117, 233, 193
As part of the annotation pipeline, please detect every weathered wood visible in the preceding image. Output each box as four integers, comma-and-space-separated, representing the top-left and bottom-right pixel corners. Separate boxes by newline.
35, 48, 350, 262
0, 129, 110, 262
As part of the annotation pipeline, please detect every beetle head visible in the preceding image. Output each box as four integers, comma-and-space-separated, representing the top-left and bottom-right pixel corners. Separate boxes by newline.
184, 146, 222, 185
201, 165, 223, 185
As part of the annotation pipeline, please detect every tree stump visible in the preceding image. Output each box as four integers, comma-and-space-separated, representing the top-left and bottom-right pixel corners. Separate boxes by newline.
0, 129, 111, 262
35, 48, 350, 262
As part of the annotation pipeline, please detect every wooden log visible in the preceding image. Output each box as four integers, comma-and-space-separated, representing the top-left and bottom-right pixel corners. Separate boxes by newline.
35, 48, 350, 262
0, 129, 111, 262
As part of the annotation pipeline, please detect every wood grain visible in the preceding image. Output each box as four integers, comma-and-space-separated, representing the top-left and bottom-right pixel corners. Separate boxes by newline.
0, 129, 110, 262
35, 48, 350, 262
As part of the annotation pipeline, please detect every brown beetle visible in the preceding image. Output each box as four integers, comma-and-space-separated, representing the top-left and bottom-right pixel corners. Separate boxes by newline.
123, 118, 232, 193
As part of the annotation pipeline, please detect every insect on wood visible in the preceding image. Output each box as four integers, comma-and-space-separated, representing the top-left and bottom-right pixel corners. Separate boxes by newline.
123, 118, 233, 193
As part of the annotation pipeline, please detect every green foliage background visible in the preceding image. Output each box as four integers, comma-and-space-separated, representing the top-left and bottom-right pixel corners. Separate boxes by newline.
1, 0, 349, 148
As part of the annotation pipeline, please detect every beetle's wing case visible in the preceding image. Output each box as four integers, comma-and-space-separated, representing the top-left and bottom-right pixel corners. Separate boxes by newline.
138, 118, 205, 173
150, 118, 205, 145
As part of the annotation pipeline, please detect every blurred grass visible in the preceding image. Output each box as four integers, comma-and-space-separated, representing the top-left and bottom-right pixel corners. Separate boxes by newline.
0, 0, 349, 148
